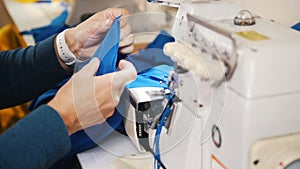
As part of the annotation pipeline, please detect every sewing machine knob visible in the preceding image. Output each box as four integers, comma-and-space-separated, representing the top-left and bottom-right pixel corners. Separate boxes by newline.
234, 10, 256, 26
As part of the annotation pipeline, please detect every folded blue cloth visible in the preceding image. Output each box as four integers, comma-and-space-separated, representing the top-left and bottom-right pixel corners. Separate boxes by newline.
126, 30, 174, 72
127, 64, 173, 88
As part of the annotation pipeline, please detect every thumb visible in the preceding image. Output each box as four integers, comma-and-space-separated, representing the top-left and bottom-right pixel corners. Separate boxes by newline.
114, 60, 137, 87
110, 60, 136, 103
105, 8, 129, 28
78, 58, 100, 77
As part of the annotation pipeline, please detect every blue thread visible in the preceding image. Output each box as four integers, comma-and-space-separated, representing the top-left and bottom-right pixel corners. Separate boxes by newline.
153, 92, 174, 169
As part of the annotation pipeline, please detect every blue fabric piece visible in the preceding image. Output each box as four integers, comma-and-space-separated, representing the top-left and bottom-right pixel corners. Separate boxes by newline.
126, 48, 174, 73
20, 10, 69, 43
146, 30, 175, 49
292, 22, 300, 31
75, 16, 121, 75
29, 29, 175, 169
127, 65, 173, 88
126, 30, 174, 73
95, 15, 121, 75
28, 78, 69, 110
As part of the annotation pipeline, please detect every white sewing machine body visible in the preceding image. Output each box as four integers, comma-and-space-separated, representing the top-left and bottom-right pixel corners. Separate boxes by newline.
121, 1, 300, 169
75, 1, 300, 169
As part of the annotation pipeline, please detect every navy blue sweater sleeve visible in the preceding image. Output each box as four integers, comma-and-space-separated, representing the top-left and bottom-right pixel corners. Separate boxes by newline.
0, 105, 71, 169
0, 35, 70, 109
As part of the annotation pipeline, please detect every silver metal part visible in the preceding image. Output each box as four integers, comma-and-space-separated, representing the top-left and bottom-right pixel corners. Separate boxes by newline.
285, 160, 300, 169
186, 13, 237, 81
234, 10, 256, 26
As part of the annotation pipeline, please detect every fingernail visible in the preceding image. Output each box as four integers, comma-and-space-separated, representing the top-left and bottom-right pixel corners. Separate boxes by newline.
89, 57, 98, 64
105, 18, 111, 26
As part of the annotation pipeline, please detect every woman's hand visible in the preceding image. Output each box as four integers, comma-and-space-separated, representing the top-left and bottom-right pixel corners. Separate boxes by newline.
48, 58, 137, 134
65, 8, 134, 60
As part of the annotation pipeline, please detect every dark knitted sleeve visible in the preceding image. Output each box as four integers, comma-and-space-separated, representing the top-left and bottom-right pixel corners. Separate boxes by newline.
0, 105, 71, 169
0, 35, 69, 108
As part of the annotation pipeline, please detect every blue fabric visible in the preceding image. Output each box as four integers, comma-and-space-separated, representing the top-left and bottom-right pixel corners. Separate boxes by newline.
20, 10, 69, 43
292, 22, 300, 31
28, 78, 69, 110
75, 15, 121, 75
127, 65, 173, 88
146, 30, 175, 49
126, 30, 174, 73
29, 29, 175, 169
95, 15, 121, 75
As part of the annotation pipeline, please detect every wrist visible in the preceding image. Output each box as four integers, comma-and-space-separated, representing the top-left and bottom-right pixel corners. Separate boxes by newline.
47, 99, 77, 135
55, 29, 80, 67
65, 28, 82, 57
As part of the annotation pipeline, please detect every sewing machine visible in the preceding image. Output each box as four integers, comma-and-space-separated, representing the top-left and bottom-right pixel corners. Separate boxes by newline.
76, 0, 300, 169
115, 1, 300, 169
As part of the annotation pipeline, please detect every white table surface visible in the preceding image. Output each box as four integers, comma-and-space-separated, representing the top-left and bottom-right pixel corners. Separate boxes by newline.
3, 0, 65, 45
77, 131, 140, 169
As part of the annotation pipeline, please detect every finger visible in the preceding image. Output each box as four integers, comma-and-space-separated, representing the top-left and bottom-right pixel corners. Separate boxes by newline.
78, 11, 113, 35
96, 10, 114, 30
111, 60, 136, 104
78, 58, 100, 77
118, 10, 129, 28
120, 25, 132, 41
119, 45, 134, 54
105, 8, 129, 28
114, 60, 137, 86
119, 34, 134, 47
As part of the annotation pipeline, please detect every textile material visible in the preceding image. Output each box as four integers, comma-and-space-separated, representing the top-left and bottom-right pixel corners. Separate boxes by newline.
125, 30, 174, 73
0, 34, 67, 137
292, 22, 300, 31
95, 15, 121, 75
30, 28, 174, 168
0, 24, 25, 51
127, 65, 173, 88
0, 102, 30, 134
0, 35, 69, 109
0, 34, 71, 168
74, 15, 122, 75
